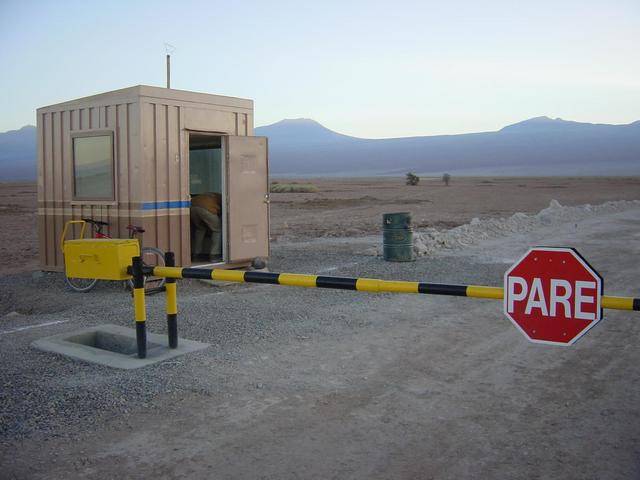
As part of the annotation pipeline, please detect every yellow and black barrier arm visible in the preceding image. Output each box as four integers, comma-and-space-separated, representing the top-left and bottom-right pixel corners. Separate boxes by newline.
144, 263, 640, 312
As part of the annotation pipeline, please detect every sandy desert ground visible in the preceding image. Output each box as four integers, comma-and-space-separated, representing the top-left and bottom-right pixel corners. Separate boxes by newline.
2, 176, 640, 274
1, 176, 640, 479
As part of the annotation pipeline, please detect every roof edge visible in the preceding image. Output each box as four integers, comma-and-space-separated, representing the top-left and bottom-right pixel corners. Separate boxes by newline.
37, 85, 253, 112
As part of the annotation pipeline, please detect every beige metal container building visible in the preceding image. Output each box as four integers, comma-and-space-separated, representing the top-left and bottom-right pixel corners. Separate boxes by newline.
37, 85, 270, 271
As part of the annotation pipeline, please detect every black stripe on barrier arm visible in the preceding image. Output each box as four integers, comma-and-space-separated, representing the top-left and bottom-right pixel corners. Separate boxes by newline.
418, 283, 468, 296
244, 271, 280, 284
181, 267, 214, 280
634, 298, 640, 312
317, 276, 358, 290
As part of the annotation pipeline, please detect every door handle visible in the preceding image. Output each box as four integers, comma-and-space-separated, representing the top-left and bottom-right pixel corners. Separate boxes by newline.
263, 194, 270, 204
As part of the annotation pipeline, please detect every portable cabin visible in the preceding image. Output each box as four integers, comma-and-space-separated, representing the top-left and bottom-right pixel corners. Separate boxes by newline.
37, 85, 270, 272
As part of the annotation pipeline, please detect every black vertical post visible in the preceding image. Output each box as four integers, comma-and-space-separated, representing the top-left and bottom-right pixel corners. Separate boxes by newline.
132, 256, 147, 359
165, 251, 178, 348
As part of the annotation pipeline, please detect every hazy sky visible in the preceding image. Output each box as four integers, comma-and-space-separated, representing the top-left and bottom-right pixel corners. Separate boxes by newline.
1, 0, 638, 138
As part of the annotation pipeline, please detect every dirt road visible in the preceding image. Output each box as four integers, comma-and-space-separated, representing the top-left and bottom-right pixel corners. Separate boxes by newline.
2, 199, 639, 479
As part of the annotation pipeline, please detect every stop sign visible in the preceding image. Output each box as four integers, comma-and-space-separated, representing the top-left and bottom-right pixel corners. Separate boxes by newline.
504, 247, 603, 345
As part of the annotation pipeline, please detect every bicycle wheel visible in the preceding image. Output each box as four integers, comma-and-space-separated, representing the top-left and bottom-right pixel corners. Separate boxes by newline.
128, 247, 166, 292
64, 276, 98, 293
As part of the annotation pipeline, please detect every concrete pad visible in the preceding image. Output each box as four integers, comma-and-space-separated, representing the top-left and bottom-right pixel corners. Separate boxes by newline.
32, 324, 209, 369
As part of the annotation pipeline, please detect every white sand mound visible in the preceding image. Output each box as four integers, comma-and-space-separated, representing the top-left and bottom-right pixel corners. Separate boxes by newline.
412, 199, 640, 256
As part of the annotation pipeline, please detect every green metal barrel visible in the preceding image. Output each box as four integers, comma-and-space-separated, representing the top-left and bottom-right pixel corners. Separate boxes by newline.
383, 212, 415, 262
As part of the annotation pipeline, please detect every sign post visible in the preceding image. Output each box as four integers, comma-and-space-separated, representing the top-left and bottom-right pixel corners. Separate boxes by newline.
504, 247, 603, 345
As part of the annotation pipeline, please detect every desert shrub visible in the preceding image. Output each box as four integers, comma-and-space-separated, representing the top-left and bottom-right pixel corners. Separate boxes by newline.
406, 173, 420, 186
270, 182, 319, 193
442, 173, 451, 186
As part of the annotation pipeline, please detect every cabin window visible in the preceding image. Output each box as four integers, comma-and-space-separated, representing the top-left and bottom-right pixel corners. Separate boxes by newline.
72, 132, 114, 200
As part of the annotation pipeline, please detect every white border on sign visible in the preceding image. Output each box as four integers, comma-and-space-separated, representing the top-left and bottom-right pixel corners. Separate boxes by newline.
503, 246, 603, 347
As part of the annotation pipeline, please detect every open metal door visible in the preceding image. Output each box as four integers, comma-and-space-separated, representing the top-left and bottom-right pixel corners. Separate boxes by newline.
225, 135, 269, 262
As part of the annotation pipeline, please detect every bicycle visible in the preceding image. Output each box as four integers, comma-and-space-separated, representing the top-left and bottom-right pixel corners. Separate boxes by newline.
63, 218, 166, 293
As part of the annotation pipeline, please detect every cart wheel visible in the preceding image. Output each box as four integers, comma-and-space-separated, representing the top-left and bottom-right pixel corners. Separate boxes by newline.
64, 276, 98, 293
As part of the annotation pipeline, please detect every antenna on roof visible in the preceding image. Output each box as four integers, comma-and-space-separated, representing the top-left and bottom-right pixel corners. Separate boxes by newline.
164, 43, 176, 89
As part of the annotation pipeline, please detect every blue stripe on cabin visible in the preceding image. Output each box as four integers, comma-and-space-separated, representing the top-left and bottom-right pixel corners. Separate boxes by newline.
141, 201, 191, 210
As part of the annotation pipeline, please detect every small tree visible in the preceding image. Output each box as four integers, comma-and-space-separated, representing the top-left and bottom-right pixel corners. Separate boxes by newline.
442, 173, 451, 186
406, 172, 420, 186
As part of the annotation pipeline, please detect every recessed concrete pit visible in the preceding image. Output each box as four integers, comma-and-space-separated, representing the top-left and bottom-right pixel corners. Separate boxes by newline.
33, 324, 209, 369
66, 330, 141, 355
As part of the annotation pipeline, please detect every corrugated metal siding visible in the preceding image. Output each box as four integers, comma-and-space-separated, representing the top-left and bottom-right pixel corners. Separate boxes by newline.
141, 102, 191, 266
37, 101, 141, 271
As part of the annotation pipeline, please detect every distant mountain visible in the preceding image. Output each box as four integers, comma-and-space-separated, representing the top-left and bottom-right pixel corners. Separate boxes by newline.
0, 125, 36, 180
256, 117, 640, 176
255, 118, 353, 145
1, 117, 639, 181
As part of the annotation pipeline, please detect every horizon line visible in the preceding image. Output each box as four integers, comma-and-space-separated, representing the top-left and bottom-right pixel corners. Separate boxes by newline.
3, 115, 639, 139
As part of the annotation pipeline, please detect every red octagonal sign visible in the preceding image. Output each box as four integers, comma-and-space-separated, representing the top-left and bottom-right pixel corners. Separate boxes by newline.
504, 247, 603, 345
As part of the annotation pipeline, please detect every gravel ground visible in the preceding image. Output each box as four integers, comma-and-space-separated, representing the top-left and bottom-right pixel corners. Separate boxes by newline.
0, 244, 505, 444
1, 202, 640, 479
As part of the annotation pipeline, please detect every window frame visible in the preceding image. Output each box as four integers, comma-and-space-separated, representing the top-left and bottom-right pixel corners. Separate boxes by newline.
70, 130, 117, 204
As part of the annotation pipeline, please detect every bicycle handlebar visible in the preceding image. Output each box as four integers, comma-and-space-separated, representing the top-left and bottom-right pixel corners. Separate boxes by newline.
81, 218, 109, 227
